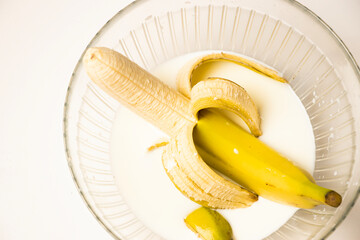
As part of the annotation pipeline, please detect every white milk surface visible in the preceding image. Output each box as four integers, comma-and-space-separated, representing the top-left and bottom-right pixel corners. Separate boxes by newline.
110, 52, 316, 240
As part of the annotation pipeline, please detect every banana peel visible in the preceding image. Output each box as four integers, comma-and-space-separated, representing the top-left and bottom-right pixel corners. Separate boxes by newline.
184, 207, 233, 240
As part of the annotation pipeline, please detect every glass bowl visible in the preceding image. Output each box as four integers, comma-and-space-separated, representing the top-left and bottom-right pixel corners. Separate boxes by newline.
64, 0, 360, 239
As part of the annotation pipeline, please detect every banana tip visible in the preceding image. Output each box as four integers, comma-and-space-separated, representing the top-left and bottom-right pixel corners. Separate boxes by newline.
83, 47, 100, 63
325, 191, 342, 207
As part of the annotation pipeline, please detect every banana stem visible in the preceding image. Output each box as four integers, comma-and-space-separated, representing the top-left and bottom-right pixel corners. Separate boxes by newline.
325, 191, 342, 207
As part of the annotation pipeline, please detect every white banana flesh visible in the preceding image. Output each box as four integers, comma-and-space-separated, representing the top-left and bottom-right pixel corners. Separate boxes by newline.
83, 47, 195, 137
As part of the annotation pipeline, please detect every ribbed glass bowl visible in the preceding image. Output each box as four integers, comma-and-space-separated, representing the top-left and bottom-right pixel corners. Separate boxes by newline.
64, 0, 360, 239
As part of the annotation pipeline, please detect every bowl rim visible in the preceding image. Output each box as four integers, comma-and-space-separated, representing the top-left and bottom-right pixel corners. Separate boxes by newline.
289, 1, 360, 238
63, 0, 360, 239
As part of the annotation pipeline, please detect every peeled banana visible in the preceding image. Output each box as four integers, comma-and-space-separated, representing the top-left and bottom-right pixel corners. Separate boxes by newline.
83, 47, 342, 209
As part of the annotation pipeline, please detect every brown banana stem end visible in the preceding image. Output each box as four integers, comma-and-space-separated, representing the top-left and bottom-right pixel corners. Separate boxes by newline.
325, 191, 342, 207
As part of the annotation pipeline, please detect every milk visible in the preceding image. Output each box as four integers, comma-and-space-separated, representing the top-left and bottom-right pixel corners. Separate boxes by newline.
110, 51, 315, 240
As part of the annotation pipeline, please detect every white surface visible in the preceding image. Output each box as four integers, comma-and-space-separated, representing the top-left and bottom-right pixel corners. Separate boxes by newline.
0, 0, 359, 239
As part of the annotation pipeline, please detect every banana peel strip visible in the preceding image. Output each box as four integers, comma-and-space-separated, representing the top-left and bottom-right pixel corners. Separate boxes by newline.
191, 77, 262, 137
176, 52, 287, 98
162, 113, 258, 208
162, 129, 254, 209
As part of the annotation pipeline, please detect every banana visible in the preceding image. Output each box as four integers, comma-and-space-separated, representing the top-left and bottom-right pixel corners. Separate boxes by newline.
193, 109, 341, 208
82, 47, 342, 209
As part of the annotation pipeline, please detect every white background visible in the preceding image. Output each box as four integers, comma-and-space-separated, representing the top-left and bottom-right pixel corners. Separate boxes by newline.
0, 0, 359, 239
